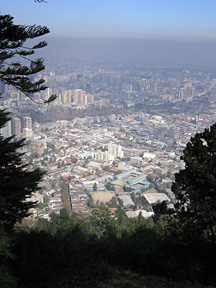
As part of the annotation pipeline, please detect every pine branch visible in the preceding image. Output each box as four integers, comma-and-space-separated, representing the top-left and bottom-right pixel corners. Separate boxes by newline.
0, 14, 56, 104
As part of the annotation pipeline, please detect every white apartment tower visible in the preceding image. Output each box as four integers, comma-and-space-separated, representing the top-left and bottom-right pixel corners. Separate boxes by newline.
94, 151, 115, 162
108, 144, 123, 159
12, 117, 22, 138
23, 116, 32, 130
22, 116, 33, 138
0, 120, 12, 138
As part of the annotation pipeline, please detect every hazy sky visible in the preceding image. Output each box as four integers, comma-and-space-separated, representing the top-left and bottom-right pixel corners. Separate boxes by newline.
2, 1, 216, 66
2, 0, 216, 40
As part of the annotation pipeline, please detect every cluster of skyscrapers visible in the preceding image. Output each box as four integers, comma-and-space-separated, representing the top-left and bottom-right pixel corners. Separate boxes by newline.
0, 116, 33, 138
94, 144, 123, 162
58, 89, 94, 106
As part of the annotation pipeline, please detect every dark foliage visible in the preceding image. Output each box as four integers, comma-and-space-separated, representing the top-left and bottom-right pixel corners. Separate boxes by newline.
4, 208, 215, 287
0, 110, 45, 287
172, 124, 216, 243
0, 14, 57, 103
0, 110, 44, 236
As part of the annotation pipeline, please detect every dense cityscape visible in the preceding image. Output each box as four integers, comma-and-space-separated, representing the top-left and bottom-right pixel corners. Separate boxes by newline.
1, 61, 216, 221
1, 0, 216, 285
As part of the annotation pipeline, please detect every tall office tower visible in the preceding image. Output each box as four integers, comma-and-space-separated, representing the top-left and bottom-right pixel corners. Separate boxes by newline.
22, 116, 33, 137
68, 90, 73, 103
74, 89, 87, 105
0, 120, 12, 138
61, 90, 73, 104
179, 88, 185, 99
87, 93, 94, 104
81, 91, 87, 105
23, 116, 32, 130
73, 89, 80, 104
108, 143, 124, 159
140, 78, 150, 90
62, 90, 69, 104
185, 86, 196, 98
12, 117, 22, 138
191, 87, 196, 98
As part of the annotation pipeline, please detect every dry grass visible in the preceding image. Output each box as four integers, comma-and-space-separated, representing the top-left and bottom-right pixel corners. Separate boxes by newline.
90, 191, 116, 204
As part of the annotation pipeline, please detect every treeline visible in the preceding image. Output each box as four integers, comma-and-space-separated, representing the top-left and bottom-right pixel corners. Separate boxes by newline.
1, 207, 215, 288
61, 182, 71, 211
30, 106, 125, 123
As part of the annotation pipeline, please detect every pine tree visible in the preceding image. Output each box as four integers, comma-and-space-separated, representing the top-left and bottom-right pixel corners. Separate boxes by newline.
0, 10, 53, 285
93, 182, 97, 191
0, 14, 57, 104
172, 124, 216, 243
0, 110, 45, 240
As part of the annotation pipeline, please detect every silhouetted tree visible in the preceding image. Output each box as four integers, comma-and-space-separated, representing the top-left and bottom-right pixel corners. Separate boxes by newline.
172, 124, 216, 243
0, 110, 44, 254
0, 14, 57, 103
93, 182, 97, 191
109, 196, 118, 208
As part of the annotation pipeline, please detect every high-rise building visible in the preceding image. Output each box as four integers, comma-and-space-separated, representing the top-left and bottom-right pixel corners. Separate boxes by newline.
68, 90, 73, 103
181, 83, 195, 99
60, 90, 73, 104
94, 151, 114, 162
23, 116, 32, 130
74, 89, 87, 105
62, 90, 69, 104
108, 144, 123, 159
185, 86, 196, 98
87, 93, 94, 104
12, 117, 22, 138
179, 88, 185, 99
22, 116, 33, 137
0, 119, 12, 138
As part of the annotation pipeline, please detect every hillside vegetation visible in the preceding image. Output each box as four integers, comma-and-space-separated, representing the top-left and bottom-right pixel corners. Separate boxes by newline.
1, 207, 215, 288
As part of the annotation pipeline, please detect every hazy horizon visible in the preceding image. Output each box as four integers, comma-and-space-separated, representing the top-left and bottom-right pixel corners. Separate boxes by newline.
2, 1, 216, 68
40, 36, 216, 68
